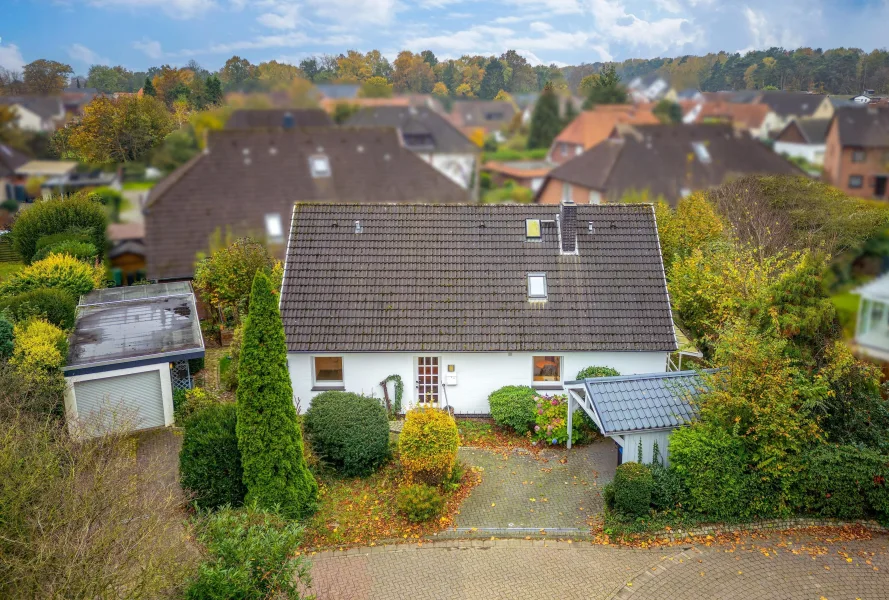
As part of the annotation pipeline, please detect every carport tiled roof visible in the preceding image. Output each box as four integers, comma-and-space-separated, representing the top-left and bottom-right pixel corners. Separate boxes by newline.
570, 370, 711, 434
279, 202, 678, 353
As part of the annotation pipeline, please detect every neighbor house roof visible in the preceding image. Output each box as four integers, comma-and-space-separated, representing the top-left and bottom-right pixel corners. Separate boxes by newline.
694, 101, 771, 130
755, 91, 827, 117
15, 160, 78, 176
346, 106, 477, 154
225, 108, 333, 129
776, 117, 831, 144
279, 202, 678, 353
552, 105, 660, 151
830, 106, 889, 148
144, 127, 470, 281
314, 83, 361, 99
565, 370, 710, 434
540, 123, 801, 206
64, 282, 204, 376
483, 160, 553, 179
0, 96, 64, 120
448, 100, 517, 131
0, 143, 30, 178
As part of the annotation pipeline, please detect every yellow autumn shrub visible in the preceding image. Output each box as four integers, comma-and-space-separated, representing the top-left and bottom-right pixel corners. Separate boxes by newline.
0, 253, 104, 299
398, 408, 459, 485
11, 319, 68, 373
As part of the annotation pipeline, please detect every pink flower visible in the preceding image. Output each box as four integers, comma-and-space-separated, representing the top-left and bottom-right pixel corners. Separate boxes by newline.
551, 398, 559, 406
537, 409, 544, 415
534, 425, 541, 432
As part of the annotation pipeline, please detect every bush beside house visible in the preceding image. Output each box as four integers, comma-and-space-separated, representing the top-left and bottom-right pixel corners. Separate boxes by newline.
398, 408, 460, 486
180, 403, 246, 510
488, 385, 537, 434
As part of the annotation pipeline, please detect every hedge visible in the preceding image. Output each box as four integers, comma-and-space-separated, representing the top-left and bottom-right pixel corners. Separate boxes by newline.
0, 288, 77, 329
32, 240, 99, 263
612, 462, 654, 517
11, 195, 107, 263
304, 391, 390, 477
179, 403, 246, 510
0, 254, 103, 300
488, 385, 537, 434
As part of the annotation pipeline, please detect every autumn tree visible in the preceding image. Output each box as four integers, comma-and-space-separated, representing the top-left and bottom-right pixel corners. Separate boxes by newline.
220, 55, 257, 91
500, 50, 537, 93
582, 64, 628, 109
421, 50, 438, 67
23, 60, 73, 94
359, 76, 393, 98
528, 82, 561, 149
392, 51, 435, 93
236, 272, 318, 519
62, 95, 173, 163
86, 65, 134, 94
255, 60, 301, 90
653, 99, 682, 124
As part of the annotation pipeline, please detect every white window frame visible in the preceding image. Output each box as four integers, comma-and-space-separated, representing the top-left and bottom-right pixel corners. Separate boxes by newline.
309, 154, 332, 178
531, 355, 563, 385
588, 190, 602, 205
561, 182, 573, 204
265, 213, 284, 244
312, 356, 344, 388
528, 273, 547, 300
849, 175, 864, 189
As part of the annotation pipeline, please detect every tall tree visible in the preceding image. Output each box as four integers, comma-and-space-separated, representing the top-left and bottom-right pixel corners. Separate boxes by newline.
23, 60, 73, 94
142, 76, 156, 97
421, 50, 438, 67
582, 64, 627, 109
500, 50, 536, 93
562, 98, 578, 127
236, 272, 318, 519
204, 75, 223, 106
219, 55, 257, 91
359, 76, 393, 98
298, 57, 320, 82
86, 65, 133, 94
528, 82, 562, 150
480, 57, 506, 100
392, 51, 435, 93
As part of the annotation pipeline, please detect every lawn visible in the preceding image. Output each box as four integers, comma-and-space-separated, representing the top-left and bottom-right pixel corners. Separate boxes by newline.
301, 460, 479, 550
0, 262, 23, 283
831, 290, 860, 338
122, 181, 157, 191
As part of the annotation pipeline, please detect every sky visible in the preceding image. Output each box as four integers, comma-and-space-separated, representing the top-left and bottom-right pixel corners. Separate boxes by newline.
1, 0, 889, 74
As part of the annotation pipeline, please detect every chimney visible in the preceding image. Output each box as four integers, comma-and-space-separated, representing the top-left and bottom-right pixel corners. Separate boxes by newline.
560, 201, 577, 254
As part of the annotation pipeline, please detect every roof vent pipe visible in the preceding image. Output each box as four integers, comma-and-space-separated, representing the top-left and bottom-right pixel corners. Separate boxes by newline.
560, 201, 577, 254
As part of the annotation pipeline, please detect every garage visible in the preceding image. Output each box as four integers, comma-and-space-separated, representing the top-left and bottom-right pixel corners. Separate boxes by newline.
63, 282, 204, 438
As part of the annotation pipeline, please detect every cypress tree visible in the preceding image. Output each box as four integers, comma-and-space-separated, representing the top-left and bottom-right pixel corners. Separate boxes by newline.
528, 82, 562, 150
480, 58, 506, 100
236, 271, 318, 519
143, 76, 156, 97
204, 75, 223, 106
562, 98, 578, 128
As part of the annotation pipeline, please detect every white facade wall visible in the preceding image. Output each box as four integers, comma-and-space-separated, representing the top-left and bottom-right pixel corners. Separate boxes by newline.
288, 351, 669, 414
417, 152, 477, 190
618, 430, 673, 466
774, 141, 826, 165
10, 105, 44, 132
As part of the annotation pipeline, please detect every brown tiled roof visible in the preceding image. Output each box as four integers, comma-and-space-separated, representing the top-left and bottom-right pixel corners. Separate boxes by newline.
225, 109, 333, 129
553, 105, 659, 150
448, 100, 517, 131
776, 117, 831, 144
755, 91, 828, 117
107, 222, 144, 242
279, 203, 677, 353
694, 101, 771, 130
144, 127, 470, 281
540, 123, 802, 206
831, 106, 889, 148
346, 106, 477, 154
483, 160, 553, 178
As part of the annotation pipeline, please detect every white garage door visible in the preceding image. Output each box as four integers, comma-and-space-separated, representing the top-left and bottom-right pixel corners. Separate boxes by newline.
73, 370, 165, 434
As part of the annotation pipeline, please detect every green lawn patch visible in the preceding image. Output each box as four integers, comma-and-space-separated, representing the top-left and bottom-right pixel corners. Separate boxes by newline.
122, 181, 157, 191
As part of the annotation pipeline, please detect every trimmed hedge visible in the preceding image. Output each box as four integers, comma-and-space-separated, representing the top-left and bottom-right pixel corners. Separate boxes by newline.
488, 385, 537, 434
32, 240, 99, 263
399, 408, 459, 485
795, 444, 889, 521
397, 484, 446, 522
12, 195, 107, 263
612, 462, 654, 517
576, 366, 620, 379
0, 254, 102, 299
304, 391, 390, 477
0, 288, 77, 329
179, 403, 246, 510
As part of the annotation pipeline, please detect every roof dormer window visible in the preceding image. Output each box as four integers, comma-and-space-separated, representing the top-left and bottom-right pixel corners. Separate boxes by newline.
691, 141, 711, 164
525, 219, 541, 241
528, 273, 547, 301
309, 155, 331, 178
265, 213, 283, 243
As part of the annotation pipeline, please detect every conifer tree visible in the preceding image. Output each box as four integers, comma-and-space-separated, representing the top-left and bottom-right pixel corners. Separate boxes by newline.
528, 82, 562, 150
204, 75, 223, 106
143, 76, 156, 97
236, 272, 318, 519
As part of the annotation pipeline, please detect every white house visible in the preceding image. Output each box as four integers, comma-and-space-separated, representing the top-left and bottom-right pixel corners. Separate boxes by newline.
0, 96, 65, 132
854, 274, 889, 363
63, 283, 204, 438
279, 201, 678, 415
773, 117, 831, 166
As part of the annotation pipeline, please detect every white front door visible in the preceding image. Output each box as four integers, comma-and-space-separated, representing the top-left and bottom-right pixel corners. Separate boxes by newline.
416, 356, 440, 405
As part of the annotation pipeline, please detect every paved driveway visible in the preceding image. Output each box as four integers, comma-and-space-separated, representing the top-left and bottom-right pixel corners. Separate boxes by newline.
307, 531, 889, 599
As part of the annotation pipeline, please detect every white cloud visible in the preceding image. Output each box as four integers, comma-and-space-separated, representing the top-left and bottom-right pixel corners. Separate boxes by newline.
529, 21, 553, 33
740, 5, 804, 52
506, 0, 584, 14
404, 23, 592, 58
133, 38, 164, 60
0, 43, 26, 72
67, 43, 109, 66
257, 3, 298, 29
303, 0, 396, 25
89, 0, 215, 19
586, 0, 699, 53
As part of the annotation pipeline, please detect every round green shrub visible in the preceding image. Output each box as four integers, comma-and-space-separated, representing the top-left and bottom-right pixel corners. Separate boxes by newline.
91, 186, 123, 207
34, 230, 93, 255
612, 462, 654, 517
32, 240, 99, 263
0, 288, 77, 329
304, 391, 390, 477
576, 366, 620, 379
179, 403, 246, 510
174, 386, 221, 423
12, 195, 107, 263
488, 385, 537, 434
398, 408, 459, 485
397, 483, 446, 522
1, 198, 18, 213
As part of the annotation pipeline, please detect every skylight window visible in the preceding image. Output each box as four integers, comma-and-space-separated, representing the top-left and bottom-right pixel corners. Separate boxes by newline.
265, 213, 283, 243
691, 141, 712, 164
525, 219, 541, 241
309, 155, 331, 178
528, 273, 547, 300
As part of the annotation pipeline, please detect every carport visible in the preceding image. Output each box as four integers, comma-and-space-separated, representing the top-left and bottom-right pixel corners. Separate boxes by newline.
563, 370, 710, 465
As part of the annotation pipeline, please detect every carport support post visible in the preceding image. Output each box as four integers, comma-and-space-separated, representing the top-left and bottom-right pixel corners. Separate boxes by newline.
566, 391, 574, 450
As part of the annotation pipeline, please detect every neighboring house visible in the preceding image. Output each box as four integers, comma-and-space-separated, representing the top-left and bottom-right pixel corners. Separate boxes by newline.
853, 273, 889, 363
279, 202, 677, 414
314, 83, 361, 101
564, 370, 709, 464
627, 73, 675, 103
823, 106, 889, 199
547, 105, 659, 166
225, 108, 333, 129
515, 93, 583, 125
63, 282, 204, 438
691, 101, 773, 139
675, 88, 703, 102
15, 160, 79, 200
320, 94, 445, 114
754, 91, 834, 136
62, 86, 99, 116
483, 161, 552, 192
773, 117, 831, 166
346, 106, 480, 193
144, 127, 470, 281
41, 169, 120, 197
448, 100, 517, 140
0, 143, 31, 202
536, 123, 802, 207
0, 96, 65, 132
108, 222, 146, 286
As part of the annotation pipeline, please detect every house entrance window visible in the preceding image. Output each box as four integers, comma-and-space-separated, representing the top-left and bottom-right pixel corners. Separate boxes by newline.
533, 356, 561, 382
416, 357, 440, 404
313, 356, 343, 386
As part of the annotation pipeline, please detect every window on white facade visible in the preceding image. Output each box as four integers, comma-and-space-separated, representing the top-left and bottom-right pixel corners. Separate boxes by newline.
309, 155, 332, 178
313, 356, 344, 385
533, 356, 561, 382
561, 182, 573, 204
575, 145, 583, 156
528, 273, 547, 300
589, 190, 602, 205
265, 213, 283, 243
